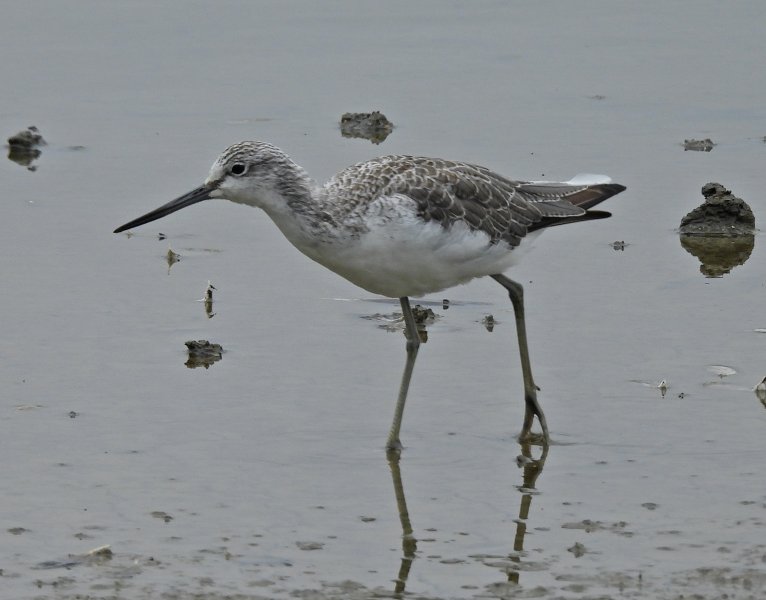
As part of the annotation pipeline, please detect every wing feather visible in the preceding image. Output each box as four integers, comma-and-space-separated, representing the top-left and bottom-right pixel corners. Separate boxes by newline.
325, 156, 625, 245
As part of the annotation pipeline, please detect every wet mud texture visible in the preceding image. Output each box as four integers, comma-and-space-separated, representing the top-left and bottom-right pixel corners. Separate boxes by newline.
680, 183, 755, 236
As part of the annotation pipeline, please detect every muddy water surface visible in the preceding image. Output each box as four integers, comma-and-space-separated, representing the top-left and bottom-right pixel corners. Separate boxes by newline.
1, 2, 765, 599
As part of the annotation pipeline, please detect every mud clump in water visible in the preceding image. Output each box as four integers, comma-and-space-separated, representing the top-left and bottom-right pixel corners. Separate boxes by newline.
185, 340, 223, 369
680, 183, 754, 236
568, 542, 587, 557
7, 125, 47, 170
8, 125, 46, 149
340, 111, 393, 144
679, 183, 755, 277
411, 305, 435, 325
683, 138, 715, 151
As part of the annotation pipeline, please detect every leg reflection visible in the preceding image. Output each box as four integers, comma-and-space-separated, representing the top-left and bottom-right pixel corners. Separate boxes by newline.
387, 448, 417, 596
508, 441, 549, 584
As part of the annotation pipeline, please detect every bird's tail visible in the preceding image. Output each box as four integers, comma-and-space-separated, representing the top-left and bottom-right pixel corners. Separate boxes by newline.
525, 178, 626, 232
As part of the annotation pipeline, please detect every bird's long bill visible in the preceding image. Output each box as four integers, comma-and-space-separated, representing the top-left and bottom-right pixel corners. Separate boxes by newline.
113, 185, 212, 233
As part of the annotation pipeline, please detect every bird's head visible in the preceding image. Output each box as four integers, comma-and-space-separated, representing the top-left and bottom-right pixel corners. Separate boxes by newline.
113, 141, 300, 233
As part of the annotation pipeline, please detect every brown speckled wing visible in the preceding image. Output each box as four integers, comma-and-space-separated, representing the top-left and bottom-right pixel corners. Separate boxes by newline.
327, 156, 625, 246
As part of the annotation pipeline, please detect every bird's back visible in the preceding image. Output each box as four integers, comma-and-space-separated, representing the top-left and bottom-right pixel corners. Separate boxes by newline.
324, 155, 625, 247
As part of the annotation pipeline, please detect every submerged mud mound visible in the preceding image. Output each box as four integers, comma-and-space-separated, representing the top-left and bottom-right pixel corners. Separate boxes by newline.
680, 183, 755, 276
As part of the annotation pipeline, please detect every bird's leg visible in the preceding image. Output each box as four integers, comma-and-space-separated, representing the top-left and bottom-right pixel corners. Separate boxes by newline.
386, 297, 421, 451
491, 274, 549, 443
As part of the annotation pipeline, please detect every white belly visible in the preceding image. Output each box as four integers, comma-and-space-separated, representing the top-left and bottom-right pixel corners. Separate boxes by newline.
303, 214, 536, 298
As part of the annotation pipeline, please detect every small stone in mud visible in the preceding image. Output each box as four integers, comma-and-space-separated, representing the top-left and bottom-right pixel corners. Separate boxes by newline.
8, 527, 29, 535
185, 340, 223, 355
409, 305, 436, 343
340, 111, 394, 144
562, 519, 633, 536
151, 510, 174, 522
200, 280, 216, 319
185, 340, 223, 369
680, 183, 755, 236
683, 138, 715, 151
86, 544, 113, 558
296, 541, 324, 551
166, 247, 181, 267
568, 542, 587, 557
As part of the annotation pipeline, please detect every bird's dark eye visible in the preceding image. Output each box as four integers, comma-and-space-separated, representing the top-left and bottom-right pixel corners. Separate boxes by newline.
230, 163, 247, 176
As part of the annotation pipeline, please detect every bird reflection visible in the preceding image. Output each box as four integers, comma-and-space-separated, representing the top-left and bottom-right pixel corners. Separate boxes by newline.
386, 306, 548, 598
386, 449, 417, 596
385, 440, 548, 595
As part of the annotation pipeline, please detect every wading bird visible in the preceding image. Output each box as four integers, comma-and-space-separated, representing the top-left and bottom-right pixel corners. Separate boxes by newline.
115, 141, 625, 449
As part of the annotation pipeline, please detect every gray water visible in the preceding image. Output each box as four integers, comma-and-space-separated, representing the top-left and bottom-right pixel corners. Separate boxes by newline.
2, 2, 765, 598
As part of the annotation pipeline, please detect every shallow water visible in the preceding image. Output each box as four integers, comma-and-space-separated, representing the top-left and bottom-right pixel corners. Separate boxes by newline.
2, 2, 765, 598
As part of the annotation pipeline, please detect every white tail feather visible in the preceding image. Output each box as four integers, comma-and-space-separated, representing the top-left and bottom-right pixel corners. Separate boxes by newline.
565, 173, 613, 185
